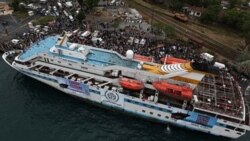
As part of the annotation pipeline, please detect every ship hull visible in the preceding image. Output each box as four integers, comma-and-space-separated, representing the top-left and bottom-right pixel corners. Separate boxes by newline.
2, 50, 246, 139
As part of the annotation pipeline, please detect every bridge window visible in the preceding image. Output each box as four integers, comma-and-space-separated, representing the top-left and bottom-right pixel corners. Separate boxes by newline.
235, 128, 245, 133
150, 112, 153, 115
167, 89, 173, 94
226, 125, 235, 130
175, 90, 181, 96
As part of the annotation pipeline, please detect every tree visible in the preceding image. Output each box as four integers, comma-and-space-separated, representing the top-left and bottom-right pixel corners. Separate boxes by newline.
76, 10, 86, 24
200, 5, 221, 23
11, 0, 20, 11
85, 0, 99, 10
242, 20, 250, 52
169, 0, 184, 11
77, 0, 84, 8
222, 9, 242, 29
229, 0, 239, 9
222, 9, 250, 31
186, 0, 219, 8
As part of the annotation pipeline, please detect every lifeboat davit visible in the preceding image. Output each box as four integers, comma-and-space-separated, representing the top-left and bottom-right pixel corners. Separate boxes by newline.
153, 81, 192, 100
160, 57, 189, 64
119, 77, 144, 91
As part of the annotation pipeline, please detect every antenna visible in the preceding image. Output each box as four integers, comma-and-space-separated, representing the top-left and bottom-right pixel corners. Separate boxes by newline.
164, 54, 168, 65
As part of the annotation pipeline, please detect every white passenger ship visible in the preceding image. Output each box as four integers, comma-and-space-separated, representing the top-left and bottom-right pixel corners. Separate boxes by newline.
2, 35, 250, 138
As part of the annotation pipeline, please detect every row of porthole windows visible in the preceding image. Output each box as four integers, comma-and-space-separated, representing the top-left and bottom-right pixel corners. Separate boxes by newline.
141, 109, 169, 119
224, 129, 242, 135
24, 71, 57, 83
125, 99, 172, 113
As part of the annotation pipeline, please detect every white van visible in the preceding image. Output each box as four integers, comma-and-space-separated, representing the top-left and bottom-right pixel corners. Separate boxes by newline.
28, 11, 34, 16
214, 62, 226, 69
53, 6, 57, 11
80, 31, 91, 39
200, 53, 214, 62
63, 10, 69, 17
11, 39, 20, 44
69, 15, 74, 22
57, 2, 62, 8
65, 1, 73, 8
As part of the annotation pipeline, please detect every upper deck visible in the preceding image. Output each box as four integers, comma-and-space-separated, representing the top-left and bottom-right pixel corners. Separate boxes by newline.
193, 74, 245, 120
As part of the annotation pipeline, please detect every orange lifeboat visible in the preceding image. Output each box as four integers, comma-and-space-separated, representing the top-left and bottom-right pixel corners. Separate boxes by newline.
134, 54, 154, 62
160, 57, 189, 64
153, 81, 192, 100
119, 77, 144, 91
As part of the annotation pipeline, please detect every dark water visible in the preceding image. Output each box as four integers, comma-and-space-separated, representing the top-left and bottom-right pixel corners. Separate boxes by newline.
0, 58, 249, 141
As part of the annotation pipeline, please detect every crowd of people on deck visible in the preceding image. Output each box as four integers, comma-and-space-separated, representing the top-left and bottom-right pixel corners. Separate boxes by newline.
0, 0, 249, 87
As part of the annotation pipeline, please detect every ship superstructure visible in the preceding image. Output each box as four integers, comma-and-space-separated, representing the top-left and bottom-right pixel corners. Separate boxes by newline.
2, 35, 250, 138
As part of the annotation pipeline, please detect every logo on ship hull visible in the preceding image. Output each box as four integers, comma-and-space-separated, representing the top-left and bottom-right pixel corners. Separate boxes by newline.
105, 91, 119, 102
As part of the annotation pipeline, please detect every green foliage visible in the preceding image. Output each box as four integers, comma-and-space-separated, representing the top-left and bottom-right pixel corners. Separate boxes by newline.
242, 20, 250, 46
238, 60, 250, 76
111, 19, 121, 28
228, 0, 239, 9
237, 53, 250, 62
152, 23, 164, 35
76, 10, 86, 24
85, 0, 99, 10
169, 0, 184, 11
168, 0, 220, 11
200, 5, 221, 23
221, 9, 250, 47
162, 24, 176, 37
186, 0, 219, 8
77, 0, 84, 7
33, 16, 55, 25
152, 23, 176, 37
15, 11, 29, 19
222, 9, 250, 30
11, 0, 20, 11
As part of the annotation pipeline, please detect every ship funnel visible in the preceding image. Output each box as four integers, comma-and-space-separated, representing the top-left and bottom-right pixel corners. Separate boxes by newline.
126, 50, 134, 59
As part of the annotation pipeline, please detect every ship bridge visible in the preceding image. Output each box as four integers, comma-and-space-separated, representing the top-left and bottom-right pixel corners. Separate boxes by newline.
50, 36, 140, 69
